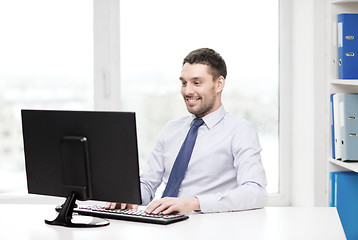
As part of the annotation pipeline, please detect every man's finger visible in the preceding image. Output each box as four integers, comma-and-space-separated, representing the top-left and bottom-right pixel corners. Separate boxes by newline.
151, 201, 170, 215
162, 205, 177, 215
128, 204, 139, 209
104, 202, 118, 210
145, 199, 164, 214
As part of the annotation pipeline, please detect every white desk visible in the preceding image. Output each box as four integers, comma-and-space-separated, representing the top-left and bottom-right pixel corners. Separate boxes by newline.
0, 204, 346, 240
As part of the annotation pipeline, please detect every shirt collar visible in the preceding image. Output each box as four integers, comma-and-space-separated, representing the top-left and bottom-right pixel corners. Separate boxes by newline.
191, 105, 227, 130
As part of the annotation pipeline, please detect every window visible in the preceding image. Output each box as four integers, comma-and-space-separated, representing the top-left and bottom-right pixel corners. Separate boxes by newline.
1, 0, 280, 199
0, 0, 93, 195
118, 0, 279, 194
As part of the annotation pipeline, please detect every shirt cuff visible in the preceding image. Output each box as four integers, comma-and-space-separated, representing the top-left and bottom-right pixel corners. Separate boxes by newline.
196, 192, 224, 213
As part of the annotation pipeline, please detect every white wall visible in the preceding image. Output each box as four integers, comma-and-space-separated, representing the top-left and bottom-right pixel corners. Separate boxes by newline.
290, 0, 315, 206
289, 0, 327, 207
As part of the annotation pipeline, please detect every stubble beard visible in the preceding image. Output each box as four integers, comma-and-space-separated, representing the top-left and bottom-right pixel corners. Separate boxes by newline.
185, 95, 216, 118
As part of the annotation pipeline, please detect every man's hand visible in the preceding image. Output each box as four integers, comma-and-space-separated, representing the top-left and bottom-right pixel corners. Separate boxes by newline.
145, 197, 200, 215
104, 202, 138, 210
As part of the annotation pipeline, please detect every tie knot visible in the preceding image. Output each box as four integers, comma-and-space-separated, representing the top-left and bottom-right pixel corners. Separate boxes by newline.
192, 118, 204, 127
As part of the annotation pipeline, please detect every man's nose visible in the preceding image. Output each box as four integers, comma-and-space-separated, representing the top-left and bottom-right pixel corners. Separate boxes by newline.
184, 83, 194, 95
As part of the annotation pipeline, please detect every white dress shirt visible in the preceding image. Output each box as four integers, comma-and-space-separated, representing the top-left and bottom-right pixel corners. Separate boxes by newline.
140, 105, 268, 213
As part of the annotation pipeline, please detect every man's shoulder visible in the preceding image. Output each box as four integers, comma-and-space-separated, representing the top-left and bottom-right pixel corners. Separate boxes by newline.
220, 113, 259, 138
224, 112, 254, 127
165, 115, 192, 128
156, 116, 192, 140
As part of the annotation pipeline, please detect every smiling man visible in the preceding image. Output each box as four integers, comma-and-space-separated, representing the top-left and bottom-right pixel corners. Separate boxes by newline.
106, 48, 268, 214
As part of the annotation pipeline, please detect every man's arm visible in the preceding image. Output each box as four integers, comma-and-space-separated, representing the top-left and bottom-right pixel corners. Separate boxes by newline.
196, 123, 268, 213
196, 182, 268, 213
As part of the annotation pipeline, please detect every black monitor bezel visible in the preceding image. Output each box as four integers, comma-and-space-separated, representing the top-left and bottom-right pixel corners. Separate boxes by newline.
21, 109, 142, 227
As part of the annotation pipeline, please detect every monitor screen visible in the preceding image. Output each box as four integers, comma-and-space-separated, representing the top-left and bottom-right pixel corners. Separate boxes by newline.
21, 109, 142, 227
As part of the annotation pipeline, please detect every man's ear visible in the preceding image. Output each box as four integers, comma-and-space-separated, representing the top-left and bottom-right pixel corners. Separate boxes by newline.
216, 76, 225, 93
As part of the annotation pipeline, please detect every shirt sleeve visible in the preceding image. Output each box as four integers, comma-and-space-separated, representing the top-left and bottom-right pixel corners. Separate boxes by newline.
196, 123, 268, 213
139, 129, 166, 206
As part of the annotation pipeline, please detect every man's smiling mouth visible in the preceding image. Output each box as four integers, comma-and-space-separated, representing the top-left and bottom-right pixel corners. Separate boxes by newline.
185, 96, 201, 104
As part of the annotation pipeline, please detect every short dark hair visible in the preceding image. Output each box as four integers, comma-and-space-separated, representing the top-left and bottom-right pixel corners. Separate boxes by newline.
183, 48, 227, 79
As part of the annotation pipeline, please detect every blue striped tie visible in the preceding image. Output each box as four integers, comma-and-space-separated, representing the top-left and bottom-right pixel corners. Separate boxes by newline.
162, 118, 204, 197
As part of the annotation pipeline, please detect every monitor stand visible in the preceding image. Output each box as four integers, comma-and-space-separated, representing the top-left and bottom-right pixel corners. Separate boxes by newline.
45, 192, 109, 228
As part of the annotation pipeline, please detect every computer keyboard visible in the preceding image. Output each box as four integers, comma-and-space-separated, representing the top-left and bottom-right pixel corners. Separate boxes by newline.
66, 205, 189, 225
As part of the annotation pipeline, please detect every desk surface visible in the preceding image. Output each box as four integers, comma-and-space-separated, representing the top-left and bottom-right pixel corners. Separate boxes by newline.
0, 204, 346, 240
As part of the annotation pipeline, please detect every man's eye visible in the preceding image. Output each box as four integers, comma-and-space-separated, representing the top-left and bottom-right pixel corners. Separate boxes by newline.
181, 82, 187, 86
194, 81, 200, 85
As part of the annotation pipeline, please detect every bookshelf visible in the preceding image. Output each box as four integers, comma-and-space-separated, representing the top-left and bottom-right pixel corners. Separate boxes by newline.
329, 158, 358, 172
327, 1, 358, 173
331, 80, 358, 85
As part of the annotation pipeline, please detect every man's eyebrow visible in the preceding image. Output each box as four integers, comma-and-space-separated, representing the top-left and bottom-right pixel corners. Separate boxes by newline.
180, 76, 201, 81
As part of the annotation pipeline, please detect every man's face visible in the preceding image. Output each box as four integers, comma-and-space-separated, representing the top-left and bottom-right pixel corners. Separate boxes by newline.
180, 63, 224, 118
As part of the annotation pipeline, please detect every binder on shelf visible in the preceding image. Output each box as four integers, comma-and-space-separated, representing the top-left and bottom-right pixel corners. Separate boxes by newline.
333, 171, 358, 240
329, 171, 336, 207
338, 13, 358, 79
331, 94, 336, 159
332, 93, 342, 160
338, 93, 358, 161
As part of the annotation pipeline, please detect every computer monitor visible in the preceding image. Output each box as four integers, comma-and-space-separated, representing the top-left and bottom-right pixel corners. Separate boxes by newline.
21, 109, 142, 227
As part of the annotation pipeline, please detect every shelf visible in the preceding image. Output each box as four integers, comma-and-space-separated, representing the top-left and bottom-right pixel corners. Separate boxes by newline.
332, 0, 358, 4
329, 158, 358, 172
331, 79, 358, 86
